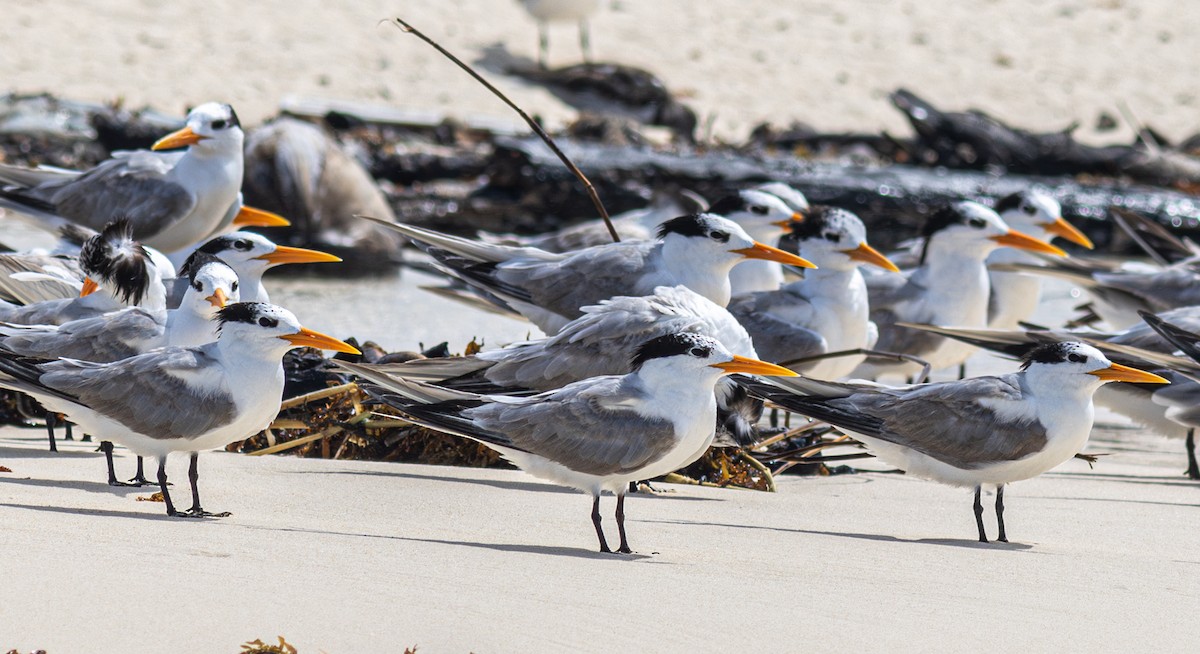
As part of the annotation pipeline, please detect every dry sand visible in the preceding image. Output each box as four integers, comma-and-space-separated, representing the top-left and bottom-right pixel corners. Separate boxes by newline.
5, 3, 1200, 652
4, 1, 1200, 144
2, 421, 1199, 652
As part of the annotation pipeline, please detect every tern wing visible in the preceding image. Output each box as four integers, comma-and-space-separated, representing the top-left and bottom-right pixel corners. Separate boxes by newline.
727, 289, 825, 364
369, 375, 680, 476
747, 374, 1048, 468
30, 347, 236, 439
0, 307, 164, 362
0, 254, 85, 305
0, 152, 196, 239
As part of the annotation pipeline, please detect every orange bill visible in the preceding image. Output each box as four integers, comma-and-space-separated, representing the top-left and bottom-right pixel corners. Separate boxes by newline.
842, 242, 901, 273
205, 287, 229, 308
152, 126, 206, 151
233, 205, 291, 228
1088, 363, 1169, 384
731, 242, 816, 269
710, 355, 799, 377
256, 246, 342, 265
79, 277, 99, 297
989, 230, 1067, 257
280, 327, 361, 354
1040, 217, 1094, 249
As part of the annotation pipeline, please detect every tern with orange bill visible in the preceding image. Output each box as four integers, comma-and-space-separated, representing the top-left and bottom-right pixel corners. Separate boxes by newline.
366, 213, 815, 334
167, 232, 342, 307
0, 302, 360, 517
851, 201, 1067, 379
744, 342, 1168, 542
987, 189, 1094, 329
358, 332, 796, 553
0, 103, 259, 254
729, 205, 900, 378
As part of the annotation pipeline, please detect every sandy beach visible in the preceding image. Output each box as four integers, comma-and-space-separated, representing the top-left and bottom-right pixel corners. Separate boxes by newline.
3, 418, 1199, 652
5, 2, 1200, 652
4, 1, 1200, 144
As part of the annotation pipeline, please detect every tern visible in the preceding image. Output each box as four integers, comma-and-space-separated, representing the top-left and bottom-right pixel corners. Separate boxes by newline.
987, 190, 1094, 329
1, 253, 240, 483
360, 332, 796, 553
900, 307, 1200, 478
744, 342, 1167, 542
481, 187, 799, 260
0, 103, 244, 253
338, 284, 764, 444
166, 232, 342, 307
0, 220, 166, 326
728, 206, 899, 378
517, 0, 600, 67
0, 302, 359, 517
367, 213, 814, 334
851, 201, 1065, 379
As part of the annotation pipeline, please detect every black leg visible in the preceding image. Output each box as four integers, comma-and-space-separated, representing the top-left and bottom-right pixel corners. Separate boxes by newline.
579, 19, 592, 62
157, 458, 178, 516
591, 494, 611, 553
538, 23, 549, 68
615, 492, 631, 554
174, 454, 230, 518
100, 441, 145, 487
45, 411, 58, 452
1185, 429, 1199, 480
958, 363, 967, 380
973, 485, 988, 543
129, 456, 153, 485
995, 484, 1008, 543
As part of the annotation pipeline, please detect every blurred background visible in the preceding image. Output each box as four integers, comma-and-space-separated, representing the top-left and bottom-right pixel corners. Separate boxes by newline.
4, 0, 1198, 143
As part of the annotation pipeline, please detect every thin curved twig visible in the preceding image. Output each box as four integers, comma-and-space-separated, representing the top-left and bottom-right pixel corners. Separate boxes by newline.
387, 17, 619, 242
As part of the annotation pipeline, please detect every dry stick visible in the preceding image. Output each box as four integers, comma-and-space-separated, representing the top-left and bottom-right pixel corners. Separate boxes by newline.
388, 17, 619, 243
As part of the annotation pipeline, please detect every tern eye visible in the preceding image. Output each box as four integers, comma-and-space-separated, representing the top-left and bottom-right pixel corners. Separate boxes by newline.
1022, 204, 1037, 215
688, 347, 708, 357
709, 230, 730, 243
191, 281, 202, 292
750, 205, 769, 215
211, 119, 227, 130
1068, 353, 1087, 363
823, 231, 840, 243
258, 317, 278, 328
234, 240, 252, 251
231, 281, 239, 291
968, 218, 987, 228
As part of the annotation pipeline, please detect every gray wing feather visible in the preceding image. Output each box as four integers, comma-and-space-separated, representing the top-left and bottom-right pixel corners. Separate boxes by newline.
9, 152, 195, 239
470, 377, 678, 476
0, 308, 163, 361
727, 290, 826, 364
39, 348, 235, 439
815, 375, 1048, 468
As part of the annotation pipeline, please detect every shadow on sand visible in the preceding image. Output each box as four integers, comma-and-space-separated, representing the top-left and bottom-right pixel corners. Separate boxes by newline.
643, 517, 1034, 550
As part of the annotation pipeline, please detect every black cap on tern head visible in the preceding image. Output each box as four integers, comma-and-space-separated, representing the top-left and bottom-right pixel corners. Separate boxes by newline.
1020, 342, 1084, 370
216, 302, 272, 331
179, 250, 228, 284
631, 332, 715, 370
656, 214, 712, 239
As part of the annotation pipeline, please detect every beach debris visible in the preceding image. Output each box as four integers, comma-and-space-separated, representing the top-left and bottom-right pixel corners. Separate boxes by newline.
136, 492, 165, 503
241, 637, 297, 654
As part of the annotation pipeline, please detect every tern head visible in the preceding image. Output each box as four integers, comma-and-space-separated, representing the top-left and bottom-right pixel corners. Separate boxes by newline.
181, 252, 240, 317
194, 232, 341, 275
152, 102, 244, 155
77, 219, 156, 307
1020, 342, 1168, 389
782, 206, 899, 273
631, 333, 797, 384
994, 190, 1093, 249
753, 182, 811, 216
656, 214, 815, 274
708, 189, 802, 243
215, 302, 359, 357
919, 201, 1066, 264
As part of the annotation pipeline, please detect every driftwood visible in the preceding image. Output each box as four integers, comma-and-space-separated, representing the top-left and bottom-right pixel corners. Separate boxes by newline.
476, 136, 1200, 251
